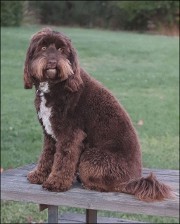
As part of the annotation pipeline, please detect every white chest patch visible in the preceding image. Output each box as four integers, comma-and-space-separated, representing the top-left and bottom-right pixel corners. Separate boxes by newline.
38, 82, 56, 140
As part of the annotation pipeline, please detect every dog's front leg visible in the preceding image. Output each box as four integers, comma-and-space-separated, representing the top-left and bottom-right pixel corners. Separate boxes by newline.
27, 134, 56, 184
42, 128, 86, 192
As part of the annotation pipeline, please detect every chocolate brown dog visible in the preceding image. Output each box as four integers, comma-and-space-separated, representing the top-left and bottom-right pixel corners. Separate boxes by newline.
24, 28, 172, 201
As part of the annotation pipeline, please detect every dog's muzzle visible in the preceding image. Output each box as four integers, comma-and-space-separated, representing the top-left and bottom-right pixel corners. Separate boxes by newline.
45, 68, 58, 79
45, 60, 58, 79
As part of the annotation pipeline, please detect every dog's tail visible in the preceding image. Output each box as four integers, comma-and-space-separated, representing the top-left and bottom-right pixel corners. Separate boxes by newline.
116, 173, 173, 202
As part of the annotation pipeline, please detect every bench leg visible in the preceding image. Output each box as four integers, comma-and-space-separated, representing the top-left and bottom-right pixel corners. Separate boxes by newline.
48, 205, 58, 223
86, 209, 97, 224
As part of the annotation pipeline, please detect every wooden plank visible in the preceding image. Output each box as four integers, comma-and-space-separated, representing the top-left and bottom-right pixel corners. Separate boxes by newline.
2, 164, 36, 176
2, 164, 179, 190
86, 209, 97, 223
59, 213, 146, 223
48, 205, 58, 223
3, 164, 179, 183
1, 164, 179, 218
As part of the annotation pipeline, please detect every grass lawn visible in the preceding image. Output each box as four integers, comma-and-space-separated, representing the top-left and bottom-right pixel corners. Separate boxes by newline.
1, 25, 179, 223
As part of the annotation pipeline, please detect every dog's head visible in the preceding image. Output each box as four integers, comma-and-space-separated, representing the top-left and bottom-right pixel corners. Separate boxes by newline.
24, 27, 83, 92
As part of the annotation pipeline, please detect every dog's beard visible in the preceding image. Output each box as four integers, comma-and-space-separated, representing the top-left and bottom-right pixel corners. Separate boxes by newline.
31, 57, 74, 82
57, 58, 74, 81
31, 57, 46, 80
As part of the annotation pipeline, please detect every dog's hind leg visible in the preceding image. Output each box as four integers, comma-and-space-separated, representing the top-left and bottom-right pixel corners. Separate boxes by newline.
79, 146, 173, 201
78, 144, 141, 192
79, 147, 120, 192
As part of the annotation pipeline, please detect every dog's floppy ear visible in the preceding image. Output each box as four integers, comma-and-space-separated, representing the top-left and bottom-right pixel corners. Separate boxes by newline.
24, 28, 51, 89
23, 42, 34, 89
65, 45, 83, 92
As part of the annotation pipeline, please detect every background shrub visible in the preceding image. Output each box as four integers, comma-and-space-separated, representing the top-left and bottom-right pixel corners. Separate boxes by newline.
28, 1, 111, 28
115, 1, 179, 30
1, 1, 23, 26
27, 0, 179, 31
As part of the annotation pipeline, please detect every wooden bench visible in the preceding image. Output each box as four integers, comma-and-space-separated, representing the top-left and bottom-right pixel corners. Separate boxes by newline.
1, 163, 179, 223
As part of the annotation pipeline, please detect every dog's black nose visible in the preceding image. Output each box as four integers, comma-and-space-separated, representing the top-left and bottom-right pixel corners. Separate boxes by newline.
47, 60, 57, 69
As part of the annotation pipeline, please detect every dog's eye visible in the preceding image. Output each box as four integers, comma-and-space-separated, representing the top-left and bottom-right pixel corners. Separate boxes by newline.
58, 48, 63, 52
42, 47, 46, 50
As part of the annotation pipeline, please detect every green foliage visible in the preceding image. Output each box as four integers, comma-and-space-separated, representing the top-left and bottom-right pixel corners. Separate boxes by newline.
1, 1, 179, 30
28, 1, 110, 27
1, 1, 23, 26
27, 1, 179, 31
115, 1, 179, 30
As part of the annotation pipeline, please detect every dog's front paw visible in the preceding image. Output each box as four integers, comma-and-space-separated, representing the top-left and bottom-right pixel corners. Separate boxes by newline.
42, 174, 71, 192
27, 170, 48, 184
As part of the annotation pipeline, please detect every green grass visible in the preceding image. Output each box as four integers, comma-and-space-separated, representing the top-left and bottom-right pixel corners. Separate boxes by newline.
1, 25, 179, 223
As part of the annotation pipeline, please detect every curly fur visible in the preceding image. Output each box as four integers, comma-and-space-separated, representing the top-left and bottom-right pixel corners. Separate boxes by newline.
24, 27, 173, 201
